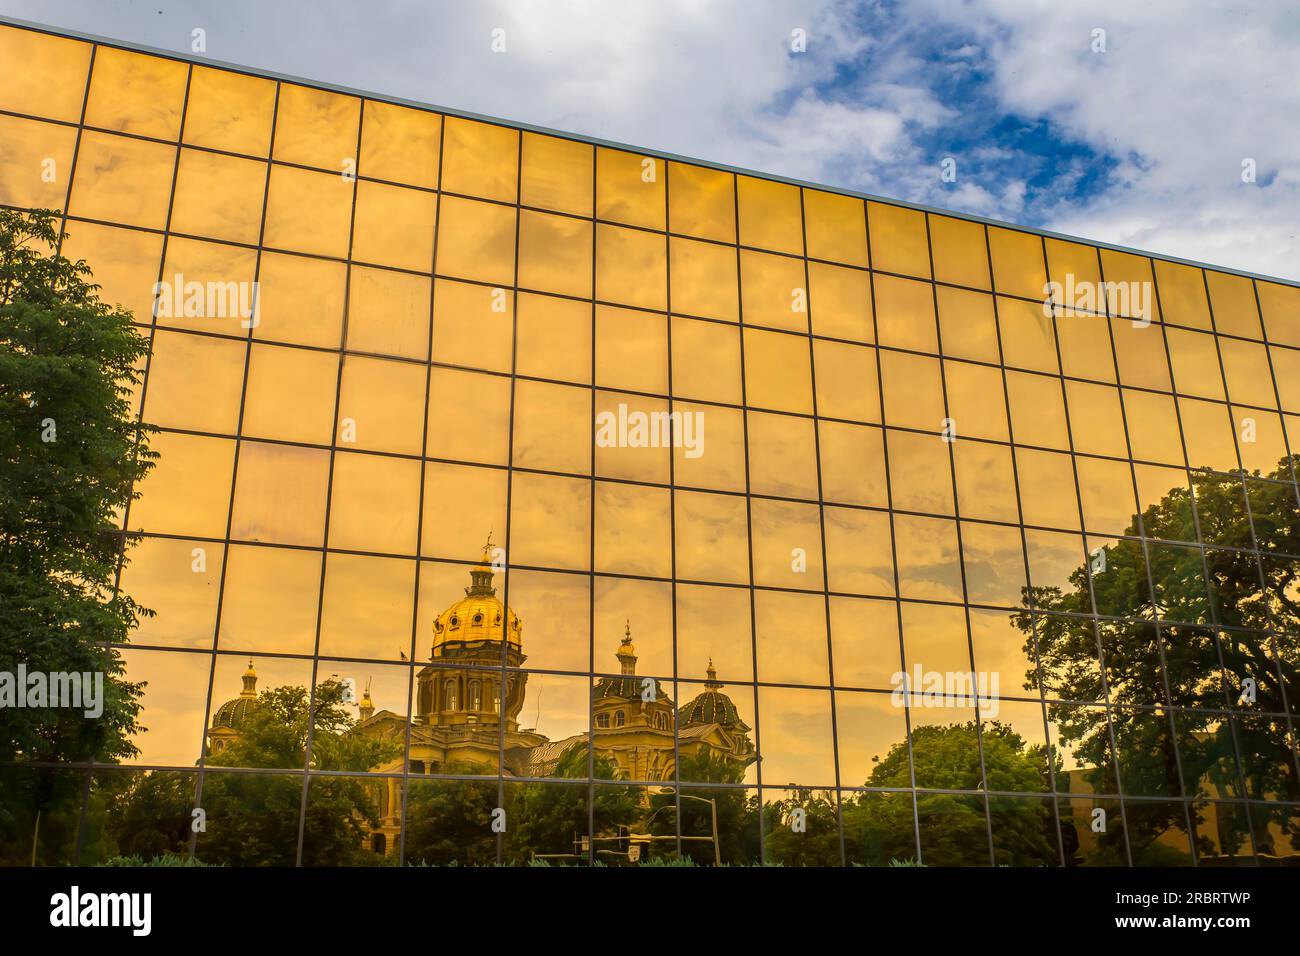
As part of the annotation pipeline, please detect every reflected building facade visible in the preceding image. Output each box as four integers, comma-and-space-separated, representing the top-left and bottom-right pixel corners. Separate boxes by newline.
1, 18, 1299, 867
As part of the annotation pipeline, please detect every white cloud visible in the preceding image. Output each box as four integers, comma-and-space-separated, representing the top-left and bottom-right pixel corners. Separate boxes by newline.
906, 0, 1300, 279
3, 0, 1295, 279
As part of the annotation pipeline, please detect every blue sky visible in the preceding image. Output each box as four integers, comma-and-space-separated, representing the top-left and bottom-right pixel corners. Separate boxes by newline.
3, 0, 1296, 280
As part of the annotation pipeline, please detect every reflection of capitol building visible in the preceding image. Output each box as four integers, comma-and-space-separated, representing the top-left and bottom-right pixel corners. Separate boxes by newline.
208, 540, 755, 855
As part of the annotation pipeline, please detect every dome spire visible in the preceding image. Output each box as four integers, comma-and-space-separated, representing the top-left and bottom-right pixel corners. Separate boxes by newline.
705, 657, 720, 688
241, 659, 258, 698
359, 677, 374, 721
466, 530, 498, 597
616, 620, 637, 675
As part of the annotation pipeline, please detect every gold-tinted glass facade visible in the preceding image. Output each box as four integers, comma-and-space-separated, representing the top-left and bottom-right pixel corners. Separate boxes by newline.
3, 21, 1299, 867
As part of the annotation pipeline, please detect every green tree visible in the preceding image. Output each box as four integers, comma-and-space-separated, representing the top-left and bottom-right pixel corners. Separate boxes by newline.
762, 788, 841, 865
649, 749, 760, 865
0, 207, 155, 766
404, 764, 499, 866
205, 679, 396, 774
189, 679, 400, 866
94, 770, 193, 862
1020, 456, 1300, 864
843, 721, 1057, 866
507, 742, 643, 864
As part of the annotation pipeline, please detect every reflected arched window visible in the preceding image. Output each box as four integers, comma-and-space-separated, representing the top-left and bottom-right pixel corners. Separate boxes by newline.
615, 710, 625, 727
469, 679, 482, 711
596, 713, 610, 728
444, 680, 457, 711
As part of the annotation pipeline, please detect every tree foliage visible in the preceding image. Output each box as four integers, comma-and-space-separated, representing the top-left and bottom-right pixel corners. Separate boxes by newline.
0, 207, 156, 766
1018, 455, 1300, 863
842, 720, 1058, 865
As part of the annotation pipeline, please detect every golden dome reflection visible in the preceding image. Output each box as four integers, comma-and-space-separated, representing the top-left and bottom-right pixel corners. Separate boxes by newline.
430, 534, 521, 653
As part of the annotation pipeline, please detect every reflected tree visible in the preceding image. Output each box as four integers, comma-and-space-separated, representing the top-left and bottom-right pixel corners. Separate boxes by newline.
649, 750, 759, 865
404, 764, 499, 867
762, 788, 840, 865
508, 743, 642, 864
1019, 455, 1300, 863
843, 721, 1057, 866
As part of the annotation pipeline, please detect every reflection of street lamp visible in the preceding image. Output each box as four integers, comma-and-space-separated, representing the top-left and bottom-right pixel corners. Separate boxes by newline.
655, 789, 722, 866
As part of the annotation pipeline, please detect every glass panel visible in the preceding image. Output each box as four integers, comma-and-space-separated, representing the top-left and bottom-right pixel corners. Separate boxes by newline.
669, 235, 738, 322
141, 330, 246, 435
988, 227, 1045, 300
668, 161, 735, 243
596, 147, 664, 230
335, 355, 425, 456
1259, 280, 1300, 347
85, 47, 187, 140
318, 554, 417, 660
218, 544, 321, 656
0, 25, 91, 122
253, 251, 347, 348
595, 223, 666, 311
0, 115, 78, 212
595, 304, 668, 394
272, 83, 361, 170
937, 286, 999, 363
352, 180, 437, 271
184, 65, 276, 156
754, 589, 829, 685
59, 220, 163, 322
813, 339, 879, 423
1207, 270, 1262, 339
129, 432, 236, 538
441, 116, 518, 202
874, 274, 937, 353
808, 260, 872, 341
241, 343, 339, 445
740, 248, 807, 332
670, 316, 741, 404
69, 131, 176, 230
944, 360, 1008, 442
435, 195, 516, 286
804, 188, 866, 267
193, 772, 304, 866
675, 490, 749, 585
867, 202, 929, 279
736, 175, 801, 255
521, 131, 592, 216
892, 514, 962, 601
518, 208, 592, 298
263, 164, 354, 259
676, 583, 754, 683
359, 100, 441, 188
326, 452, 421, 555
229, 441, 329, 547
593, 482, 671, 577
1155, 260, 1211, 330
170, 148, 267, 244
756, 686, 836, 786
119, 537, 224, 650
929, 214, 989, 290
517, 292, 591, 384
